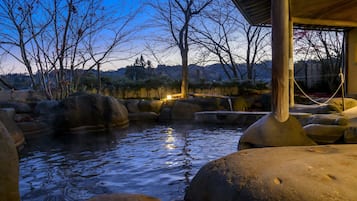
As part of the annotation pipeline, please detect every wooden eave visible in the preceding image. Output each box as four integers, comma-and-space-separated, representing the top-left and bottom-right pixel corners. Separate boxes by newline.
232, 0, 357, 29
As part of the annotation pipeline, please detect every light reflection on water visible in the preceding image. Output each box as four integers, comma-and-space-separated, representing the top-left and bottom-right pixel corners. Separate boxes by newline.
19, 123, 242, 201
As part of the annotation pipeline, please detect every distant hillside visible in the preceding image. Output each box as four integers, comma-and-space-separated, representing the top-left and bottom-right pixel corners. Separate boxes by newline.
0, 62, 272, 90
102, 62, 272, 83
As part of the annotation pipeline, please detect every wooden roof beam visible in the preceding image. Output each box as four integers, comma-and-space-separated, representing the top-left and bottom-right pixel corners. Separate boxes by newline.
292, 17, 357, 28
311, 1, 356, 19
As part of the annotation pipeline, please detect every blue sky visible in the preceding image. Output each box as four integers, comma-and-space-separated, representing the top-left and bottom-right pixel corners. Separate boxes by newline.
0, 0, 252, 74
0, 0, 178, 74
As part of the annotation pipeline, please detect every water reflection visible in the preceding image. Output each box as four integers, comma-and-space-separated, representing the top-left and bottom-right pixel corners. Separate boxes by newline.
164, 127, 176, 150
19, 124, 241, 201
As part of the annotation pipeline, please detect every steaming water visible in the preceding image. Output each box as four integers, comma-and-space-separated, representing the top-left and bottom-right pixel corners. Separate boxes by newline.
19, 123, 242, 201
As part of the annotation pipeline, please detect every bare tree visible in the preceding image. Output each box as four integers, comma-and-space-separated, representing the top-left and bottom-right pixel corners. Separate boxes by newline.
295, 29, 344, 91
0, 0, 139, 99
0, 0, 51, 88
236, 21, 270, 82
152, 0, 212, 98
191, 0, 242, 80
191, 0, 270, 82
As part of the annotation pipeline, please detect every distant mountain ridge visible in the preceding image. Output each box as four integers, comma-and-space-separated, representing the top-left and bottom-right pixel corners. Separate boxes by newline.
103, 62, 272, 82
1, 62, 273, 90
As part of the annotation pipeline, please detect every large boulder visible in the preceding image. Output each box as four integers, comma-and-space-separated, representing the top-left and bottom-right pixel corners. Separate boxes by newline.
0, 120, 20, 201
55, 93, 129, 133
87, 193, 160, 201
238, 113, 316, 150
171, 101, 202, 121
0, 109, 25, 149
304, 124, 347, 144
185, 145, 357, 201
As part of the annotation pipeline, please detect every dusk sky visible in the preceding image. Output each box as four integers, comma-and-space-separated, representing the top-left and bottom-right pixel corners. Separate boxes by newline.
0, 0, 260, 74
0, 0, 189, 74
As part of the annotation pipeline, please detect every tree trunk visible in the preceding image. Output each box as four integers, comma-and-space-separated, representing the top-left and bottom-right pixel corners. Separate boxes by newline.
19, 37, 36, 89
246, 44, 252, 80
181, 49, 189, 99
247, 63, 253, 81
97, 63, 101, 94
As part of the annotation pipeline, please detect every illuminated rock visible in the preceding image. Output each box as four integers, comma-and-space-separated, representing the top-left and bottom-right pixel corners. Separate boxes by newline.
185, 145, 357, 201
238, 113, 316, 150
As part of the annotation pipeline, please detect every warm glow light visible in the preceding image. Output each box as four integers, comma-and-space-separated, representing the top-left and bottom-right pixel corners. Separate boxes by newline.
165, 128, 176, 150
166, 95, 172, 100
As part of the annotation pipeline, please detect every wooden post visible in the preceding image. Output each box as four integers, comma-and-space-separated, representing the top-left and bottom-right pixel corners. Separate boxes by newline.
289, 19, 295, 107
271, 0, 289, 122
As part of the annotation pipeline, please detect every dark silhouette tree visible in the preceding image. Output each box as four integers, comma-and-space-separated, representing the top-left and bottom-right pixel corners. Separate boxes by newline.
152, 0, 212, 98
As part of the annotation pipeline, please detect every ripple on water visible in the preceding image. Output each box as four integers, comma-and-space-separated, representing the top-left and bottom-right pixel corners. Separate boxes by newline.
19, 124, 241, 201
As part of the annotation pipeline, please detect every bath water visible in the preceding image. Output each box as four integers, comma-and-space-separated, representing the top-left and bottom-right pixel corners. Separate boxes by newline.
19, 123, 241, 201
